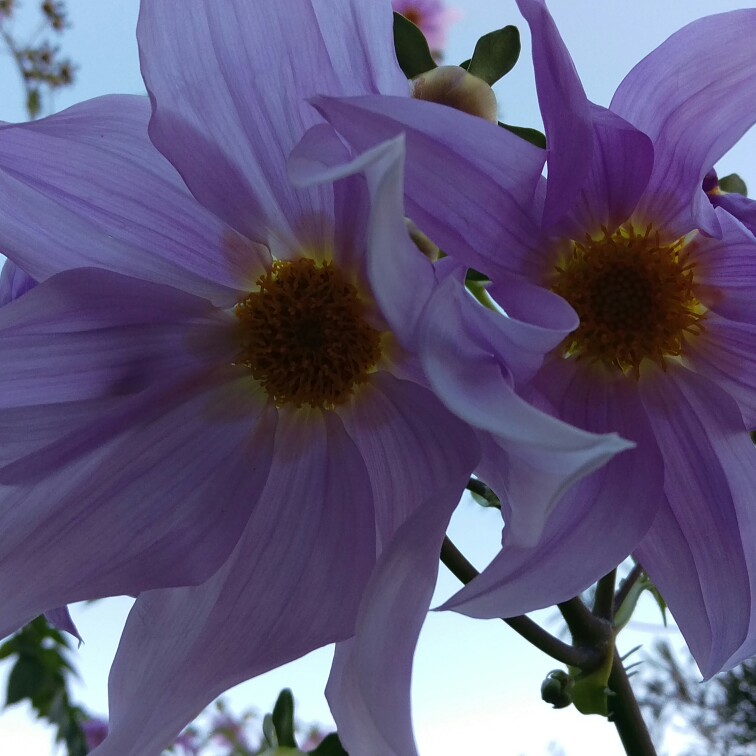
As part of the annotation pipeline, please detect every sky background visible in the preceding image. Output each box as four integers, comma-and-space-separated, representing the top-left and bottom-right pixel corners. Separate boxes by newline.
1, 0, 755, 754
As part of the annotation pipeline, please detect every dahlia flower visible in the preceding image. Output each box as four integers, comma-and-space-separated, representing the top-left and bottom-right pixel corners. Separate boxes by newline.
317, 0, 756, 678
0, 1, 626, 753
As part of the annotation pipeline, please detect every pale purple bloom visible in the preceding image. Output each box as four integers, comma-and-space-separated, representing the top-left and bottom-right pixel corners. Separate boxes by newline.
0, 1, 626, 754
317, 0, 756, 678
392, 0, 459, 52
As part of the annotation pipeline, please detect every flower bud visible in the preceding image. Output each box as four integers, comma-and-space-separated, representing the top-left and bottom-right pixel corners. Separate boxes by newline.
410, 65, 498, 123
540, 669, 574, 709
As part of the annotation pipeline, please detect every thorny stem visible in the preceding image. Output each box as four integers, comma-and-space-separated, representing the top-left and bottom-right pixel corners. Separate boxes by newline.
442, 537, 657, 755
608, 649, 658, 756
440, 537, 602, 670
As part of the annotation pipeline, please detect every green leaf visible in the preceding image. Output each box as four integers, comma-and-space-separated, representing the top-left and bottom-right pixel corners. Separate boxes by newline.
271, 688, 297, 748
499, 122, 547, 149
393, 12, 436, 79
26, 88, 41, 119
467, 26, 521, 86
6, 657, 46, 705
309, 733, 349, 756
719, 173, 748, 196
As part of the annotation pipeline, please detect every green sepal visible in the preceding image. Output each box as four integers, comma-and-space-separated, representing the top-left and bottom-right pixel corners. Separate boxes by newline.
613, 577, 646, 632
466, 26, 521, 86
499, 122, 546, 149
262, 713, 279, 748
309, 733, 349, 755
271, 688, 298, 748
647, 584, 668, 627
614, 573, 667, 631
393, 12, 436, 79
719, 173, 748, 196
568, 639, 615, 716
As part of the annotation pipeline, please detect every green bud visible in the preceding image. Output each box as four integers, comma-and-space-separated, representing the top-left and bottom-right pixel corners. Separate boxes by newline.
541, 669, 574, 709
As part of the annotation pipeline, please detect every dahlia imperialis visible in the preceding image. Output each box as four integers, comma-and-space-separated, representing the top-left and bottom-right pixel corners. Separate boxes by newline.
0, 1, 625, 753
318, 0, 756, 679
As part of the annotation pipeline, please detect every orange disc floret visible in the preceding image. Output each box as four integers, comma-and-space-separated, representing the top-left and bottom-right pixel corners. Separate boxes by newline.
235, 258, 383, 408
551, 224, 705, 377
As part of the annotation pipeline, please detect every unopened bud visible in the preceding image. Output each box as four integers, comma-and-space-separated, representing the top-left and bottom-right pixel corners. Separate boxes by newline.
410, 65, 498, 123
541, 669, 574, 709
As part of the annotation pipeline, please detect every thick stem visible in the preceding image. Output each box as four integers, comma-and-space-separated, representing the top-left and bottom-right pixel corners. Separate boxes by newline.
608, 650, 658, 756
440, 537, 600, 669
593, 568, 617, 621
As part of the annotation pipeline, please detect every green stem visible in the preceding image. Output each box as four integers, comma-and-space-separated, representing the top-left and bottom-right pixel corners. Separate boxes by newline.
608, 650, 658, 756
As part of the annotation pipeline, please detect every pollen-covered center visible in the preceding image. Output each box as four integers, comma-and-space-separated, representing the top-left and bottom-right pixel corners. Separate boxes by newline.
550, 225, 705, 376
235, 258, 383, 409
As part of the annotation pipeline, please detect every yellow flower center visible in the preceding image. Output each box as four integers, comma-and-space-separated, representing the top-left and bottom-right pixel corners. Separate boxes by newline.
235, 258, 383, 408
550, 225, 705, 377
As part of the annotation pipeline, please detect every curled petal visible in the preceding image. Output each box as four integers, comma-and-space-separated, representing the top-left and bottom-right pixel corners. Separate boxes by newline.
442, 360, 661, 618
291, 133, 434, 349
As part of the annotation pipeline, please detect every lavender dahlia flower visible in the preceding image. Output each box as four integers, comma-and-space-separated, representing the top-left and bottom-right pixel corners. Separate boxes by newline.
0, 1, 626, 753
318, 0, 756, 677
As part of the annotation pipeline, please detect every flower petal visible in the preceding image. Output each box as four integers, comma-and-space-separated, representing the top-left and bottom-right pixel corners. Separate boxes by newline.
514, 0, 592, 229
0, 261, 35, 306
0, 375, 277, 639
94, 410, 375, 755
0, 96, 256, 303
558, 105, 653, 237
442, 360, 662, 618
638, 366, 756, 675
611, 10, 756, 236
312, 94, 547, 280
137, 0, 404, 245
515, 0, 653, 236
44, 607, 82, 643
685, 313, 756, 429
419, 274, 631, 453
327, 471, 468, 756
709, 191, 756, 236
291, 133, 435, 350
696, 209, 756, 325
0, 268, 235, 409
337, 370, 478, 552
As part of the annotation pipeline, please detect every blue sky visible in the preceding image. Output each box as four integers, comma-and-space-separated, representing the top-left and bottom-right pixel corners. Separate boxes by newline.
0, 1, 754, 753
